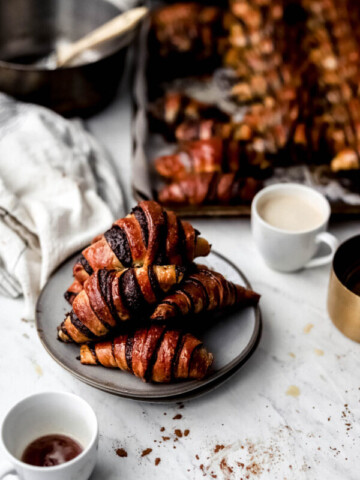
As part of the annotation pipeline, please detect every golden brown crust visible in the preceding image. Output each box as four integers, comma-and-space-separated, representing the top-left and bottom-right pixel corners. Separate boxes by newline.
151, 266, 260, 323
83, 237, 122, 272
152, 330, 181, 383
80, 326, 213, 383
71, 202, 210, 291
72, 291, 108, 337
114, 217, 146, 265
59, 265, 185, 344
113, 335, 130, 371
95, 341, 117, 368
85, 271, 116, 329
158, 173, 261, 206
175, 334, 202, 379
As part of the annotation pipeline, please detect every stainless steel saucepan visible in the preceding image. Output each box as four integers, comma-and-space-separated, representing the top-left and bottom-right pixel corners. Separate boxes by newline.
0, 0, 141, 116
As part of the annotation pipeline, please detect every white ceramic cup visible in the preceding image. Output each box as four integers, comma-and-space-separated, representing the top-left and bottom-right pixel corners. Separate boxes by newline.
0, 392, 98, 480
251, 183, 338, 272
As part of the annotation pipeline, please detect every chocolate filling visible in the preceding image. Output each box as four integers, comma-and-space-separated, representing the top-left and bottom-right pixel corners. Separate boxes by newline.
90, 269, 119, 330
89, 343, 99, 364
200, 269, 225, 306
160, 300, 183, 319
97, 270, 120, 325
206, 172, 219, 203
185, 278, 210, 310
125, 335, 134, 371
145, 326, 167, 382
104, 226, 132, 267
148, 265, 163, 301
120, 270, 147, 314
179, 289, 195, 315
171, 332, 186, 380
154, 210, 168, 265
77, 255, 93, 275
176, 218, 187, 264
188, 344, 203, 376
175, 266, 186, 283
64, 290, 76, 305
59, 321, 70, 340
132, 206, 149, 247
70, 311, 95, 340
111, 340, 116, 363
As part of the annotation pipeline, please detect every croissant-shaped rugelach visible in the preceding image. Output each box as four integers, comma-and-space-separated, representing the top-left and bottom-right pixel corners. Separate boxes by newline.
150, 265, 260, 323
331, 148, 360, 171
174, 118, 237, 143
148, 92, 229, 137
155, 138, 242, 181
80, 325, 213, 383
71, 201, 211, 285
158, 172, 261, 206
150, 3, 224, 60
64, 279, 84, 305
59, 265, 185, 344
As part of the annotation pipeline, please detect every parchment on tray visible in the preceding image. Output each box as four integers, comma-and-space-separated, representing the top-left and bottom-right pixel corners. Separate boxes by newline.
132, 20, 360, 216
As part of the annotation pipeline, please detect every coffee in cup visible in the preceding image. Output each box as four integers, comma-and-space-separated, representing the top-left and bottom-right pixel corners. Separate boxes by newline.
251, 183, 338, 272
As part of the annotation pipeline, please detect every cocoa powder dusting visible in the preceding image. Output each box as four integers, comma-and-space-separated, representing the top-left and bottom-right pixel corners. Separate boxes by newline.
141, 448, 152, 457
155, 458, 161, 466
174, 429, 183, 438
214, 444, 225, 453
220, 458, 233, 474
115, 448, 127, 458
173, 414, 182, 420
200, 436, 286, 478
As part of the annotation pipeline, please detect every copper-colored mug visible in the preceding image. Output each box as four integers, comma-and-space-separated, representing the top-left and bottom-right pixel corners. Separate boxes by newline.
327, 235, 360, 342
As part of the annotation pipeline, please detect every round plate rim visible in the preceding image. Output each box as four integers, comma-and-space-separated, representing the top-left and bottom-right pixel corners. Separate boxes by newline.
35, 250, 262, 401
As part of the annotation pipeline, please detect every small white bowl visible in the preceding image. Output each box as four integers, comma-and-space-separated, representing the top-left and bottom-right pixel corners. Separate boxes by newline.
0, 392, 98, 480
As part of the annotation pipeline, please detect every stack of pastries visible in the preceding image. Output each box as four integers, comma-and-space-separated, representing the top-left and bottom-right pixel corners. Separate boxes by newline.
59, 201, 260, 383
147, 0, 360, 208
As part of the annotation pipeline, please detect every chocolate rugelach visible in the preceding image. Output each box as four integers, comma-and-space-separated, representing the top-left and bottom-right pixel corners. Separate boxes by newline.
154, 138, 245, 181
59, 265, 185, 344
64, 201, 211, 303
80, 325, 214, 383
148, 91, 230, 140
150, 264, 260, 323
158, 172, 261, 206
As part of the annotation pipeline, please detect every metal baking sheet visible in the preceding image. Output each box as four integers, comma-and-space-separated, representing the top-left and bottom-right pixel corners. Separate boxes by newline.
132, 14, 360, 217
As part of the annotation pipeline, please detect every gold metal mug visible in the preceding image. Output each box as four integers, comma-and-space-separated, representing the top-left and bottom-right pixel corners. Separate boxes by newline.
327, 234, 360, 342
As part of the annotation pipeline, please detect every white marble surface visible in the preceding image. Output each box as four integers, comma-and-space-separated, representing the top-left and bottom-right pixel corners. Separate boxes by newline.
1, 75, 360, 480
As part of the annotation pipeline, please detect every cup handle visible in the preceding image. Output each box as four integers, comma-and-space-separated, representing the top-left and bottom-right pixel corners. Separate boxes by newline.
304, 232, 339, 269
0, 461, 16, 479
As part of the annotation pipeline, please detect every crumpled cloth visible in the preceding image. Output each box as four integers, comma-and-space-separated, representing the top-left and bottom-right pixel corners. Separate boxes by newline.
0, 94, 125, 319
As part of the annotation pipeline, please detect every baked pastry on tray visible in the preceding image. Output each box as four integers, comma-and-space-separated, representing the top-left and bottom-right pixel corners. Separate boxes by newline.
158, 172, 260, 206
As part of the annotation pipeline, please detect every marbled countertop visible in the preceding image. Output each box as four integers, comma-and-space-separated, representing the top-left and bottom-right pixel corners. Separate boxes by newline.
1, 78, 359, 480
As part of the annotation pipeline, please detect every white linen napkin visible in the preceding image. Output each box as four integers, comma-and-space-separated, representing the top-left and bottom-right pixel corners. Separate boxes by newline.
0, 94, 125, 319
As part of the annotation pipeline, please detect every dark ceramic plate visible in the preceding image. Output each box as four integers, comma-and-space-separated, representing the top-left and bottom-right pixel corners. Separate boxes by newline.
36, 251, 262, 402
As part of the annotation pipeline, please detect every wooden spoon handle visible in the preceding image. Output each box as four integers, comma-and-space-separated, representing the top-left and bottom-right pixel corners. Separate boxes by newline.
57, 6, 148, 67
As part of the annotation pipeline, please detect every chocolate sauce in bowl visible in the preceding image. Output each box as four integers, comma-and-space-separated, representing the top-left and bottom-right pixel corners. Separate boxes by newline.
21, 434, 83, 467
